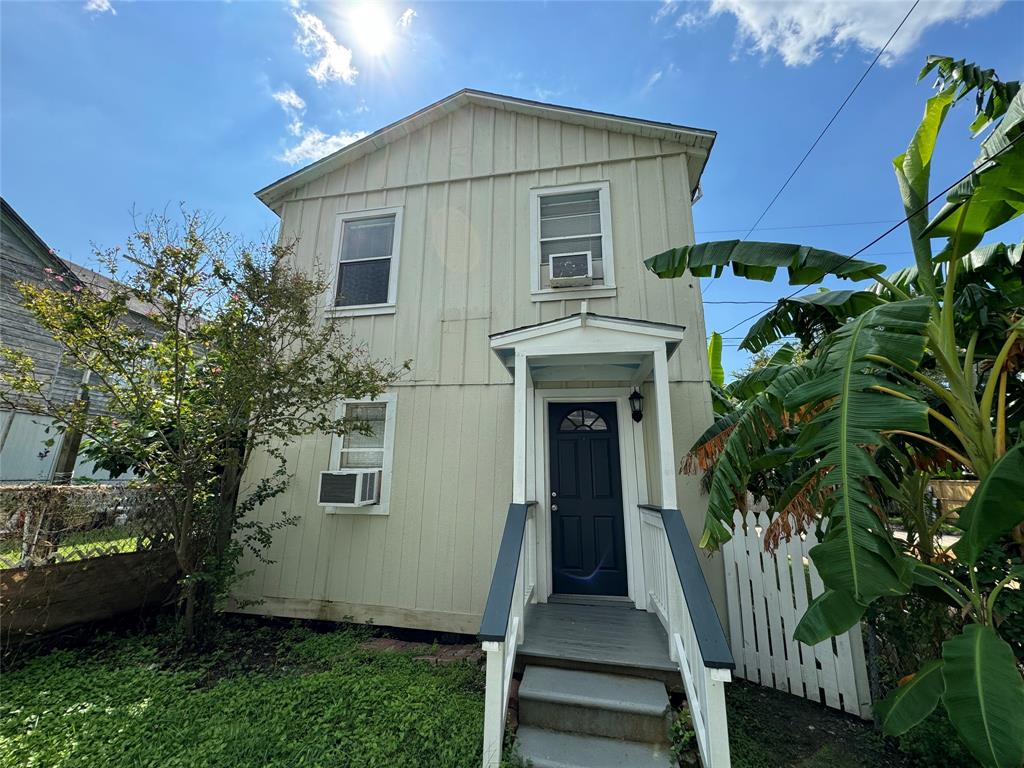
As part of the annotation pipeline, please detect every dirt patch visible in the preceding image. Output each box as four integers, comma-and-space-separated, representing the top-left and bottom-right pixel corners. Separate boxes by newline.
360, 636, 483, 665
726, 680, 906, 768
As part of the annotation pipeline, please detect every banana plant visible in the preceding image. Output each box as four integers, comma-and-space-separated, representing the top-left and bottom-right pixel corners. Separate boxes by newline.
646, 56, 1024, 767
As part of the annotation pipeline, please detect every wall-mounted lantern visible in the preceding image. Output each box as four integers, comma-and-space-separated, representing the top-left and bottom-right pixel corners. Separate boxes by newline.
629, 388, 644, 423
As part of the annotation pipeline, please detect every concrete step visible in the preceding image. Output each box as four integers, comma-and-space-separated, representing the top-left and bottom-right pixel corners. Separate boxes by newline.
519, 665, 672, 744
516, 726, 674, 768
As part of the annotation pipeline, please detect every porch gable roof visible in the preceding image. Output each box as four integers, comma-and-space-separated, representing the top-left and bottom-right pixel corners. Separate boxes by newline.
489, 311, 685, 382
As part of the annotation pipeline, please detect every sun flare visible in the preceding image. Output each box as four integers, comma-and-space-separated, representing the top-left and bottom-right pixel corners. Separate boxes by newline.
350, 4, 395, 57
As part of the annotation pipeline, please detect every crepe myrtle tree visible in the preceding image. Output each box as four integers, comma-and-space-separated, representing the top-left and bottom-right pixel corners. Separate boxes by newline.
647, 57, 1024, 766
0, 211, 406, 642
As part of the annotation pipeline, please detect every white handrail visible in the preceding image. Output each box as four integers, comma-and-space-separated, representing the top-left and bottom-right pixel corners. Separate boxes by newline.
480, 503, 537, 768
640, 506, 732, 768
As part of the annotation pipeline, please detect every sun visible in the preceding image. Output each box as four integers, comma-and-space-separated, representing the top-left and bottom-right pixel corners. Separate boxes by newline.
350, 4, 395, 57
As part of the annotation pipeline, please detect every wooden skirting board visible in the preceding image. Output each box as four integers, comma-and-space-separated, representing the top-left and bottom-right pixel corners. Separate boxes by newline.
229, 595, 482, 636
0, 549, 179, 645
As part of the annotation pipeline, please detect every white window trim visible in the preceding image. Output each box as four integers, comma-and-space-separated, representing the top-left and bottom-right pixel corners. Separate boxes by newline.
324, 392, 397, 515
327, 206, 404, 317
529, 181, 615, 302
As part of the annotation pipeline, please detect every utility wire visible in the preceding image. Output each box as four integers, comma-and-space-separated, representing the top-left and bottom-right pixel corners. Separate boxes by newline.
736, 0, 919, 242
718, 130, 1023, 338
698, 219, 897, 235
702, 0, 919, 298
703, 300, 777, 305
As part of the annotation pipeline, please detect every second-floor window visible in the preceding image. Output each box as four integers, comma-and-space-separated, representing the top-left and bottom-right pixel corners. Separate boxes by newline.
530, 181, 615, 300
332, 207, 403, 313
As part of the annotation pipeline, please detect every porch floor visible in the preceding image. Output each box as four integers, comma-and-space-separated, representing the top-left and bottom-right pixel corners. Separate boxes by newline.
518, 601, 676, 677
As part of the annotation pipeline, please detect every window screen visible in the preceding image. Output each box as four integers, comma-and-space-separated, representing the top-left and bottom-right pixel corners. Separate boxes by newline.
339, 402, 387, 469
538, 190, 604, 289
335, 215, 396, 307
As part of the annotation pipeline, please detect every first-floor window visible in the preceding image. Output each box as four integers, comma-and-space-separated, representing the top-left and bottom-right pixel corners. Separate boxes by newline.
319, 393, 397, 514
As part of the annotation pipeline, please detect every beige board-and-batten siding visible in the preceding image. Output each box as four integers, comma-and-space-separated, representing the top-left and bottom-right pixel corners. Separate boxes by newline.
234, 100, 723, 634
234, 380, 720, 635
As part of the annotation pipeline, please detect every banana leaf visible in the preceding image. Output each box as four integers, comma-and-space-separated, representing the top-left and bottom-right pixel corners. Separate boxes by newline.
794, 589, 867, 644
644, 241, 885, 283
894, 85, 954, 296
726, 343, 798, 400
942, 624, 1024, 767
741, 290, 886, 353
876, 659, 946, 736
922, 89, 1024, 254
785, 299, 932, 603
698, 364, 815, 549
707, 332, 725, 387
953, 445, 1024, 564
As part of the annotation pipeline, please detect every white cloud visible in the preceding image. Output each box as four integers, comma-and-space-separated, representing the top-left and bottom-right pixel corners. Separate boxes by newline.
278, 128, 369, 165
272, 89, 306, 112
270, 84, 366, 165
84, 0, 115, 15
272, 88, 306, 136
656, 0, 1002, 67
398, 8, 416, 28
643, 70, 663, 93
292, 9, 358, 85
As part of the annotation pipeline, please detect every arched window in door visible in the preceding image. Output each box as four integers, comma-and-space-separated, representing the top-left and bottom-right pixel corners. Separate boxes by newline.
559, 408, 608, 432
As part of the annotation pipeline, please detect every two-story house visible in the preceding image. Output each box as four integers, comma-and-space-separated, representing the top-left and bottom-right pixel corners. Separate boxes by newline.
237, 90, 734, 768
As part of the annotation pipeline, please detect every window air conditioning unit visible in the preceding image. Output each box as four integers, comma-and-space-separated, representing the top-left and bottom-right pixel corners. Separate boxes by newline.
549, 251, 593, 287
318, 469, 382, 507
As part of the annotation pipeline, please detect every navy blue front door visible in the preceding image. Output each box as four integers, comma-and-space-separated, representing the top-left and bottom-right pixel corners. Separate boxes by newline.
548, 402, 628, 596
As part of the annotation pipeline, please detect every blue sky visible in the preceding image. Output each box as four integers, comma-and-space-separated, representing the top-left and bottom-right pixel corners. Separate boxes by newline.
2, 0, 1022, 375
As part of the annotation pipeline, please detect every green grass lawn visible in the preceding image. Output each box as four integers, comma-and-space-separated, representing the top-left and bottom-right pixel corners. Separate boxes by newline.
2, 615, 945, 768
0, 618, 487, 768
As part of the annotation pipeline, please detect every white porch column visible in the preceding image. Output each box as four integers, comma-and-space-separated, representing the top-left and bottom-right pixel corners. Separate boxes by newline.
512, 351, 528, 504
653, 344, 678, 509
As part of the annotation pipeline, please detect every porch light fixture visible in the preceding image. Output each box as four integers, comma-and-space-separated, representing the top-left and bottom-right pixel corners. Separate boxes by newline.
629, 388, 644, 423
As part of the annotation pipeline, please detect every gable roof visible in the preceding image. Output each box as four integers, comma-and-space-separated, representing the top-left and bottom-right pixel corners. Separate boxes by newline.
256, 89, 716, 209
1, 197, 161, 320
1, 197, 71, 276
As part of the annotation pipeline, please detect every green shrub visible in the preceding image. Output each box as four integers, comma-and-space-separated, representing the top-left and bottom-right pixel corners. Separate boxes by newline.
896, 712, 979, 768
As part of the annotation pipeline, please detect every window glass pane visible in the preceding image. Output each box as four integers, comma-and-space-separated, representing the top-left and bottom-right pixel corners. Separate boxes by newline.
336, 259, 391, 306
540, 191, 599, 219
560, 409, 608, 432
540, 191, 601, 239
541, 212, 601, 239
340, 450, 384, 469
341, 216, 395, 262
541, 236, 602, 265
344, 403, 386, 449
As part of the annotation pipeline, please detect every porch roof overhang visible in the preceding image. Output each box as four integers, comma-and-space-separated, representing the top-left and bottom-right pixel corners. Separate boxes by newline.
489, 311, 685, 385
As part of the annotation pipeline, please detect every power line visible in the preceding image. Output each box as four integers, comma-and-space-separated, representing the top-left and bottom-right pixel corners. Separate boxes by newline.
702, 0, 919, 298
703, 300, 777, 305
718, 131, 1023, 338
736, 0, 919, 241
698, 219, 897, 235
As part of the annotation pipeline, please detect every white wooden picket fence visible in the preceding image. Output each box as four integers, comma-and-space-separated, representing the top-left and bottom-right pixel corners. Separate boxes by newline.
722, 508, 872, 719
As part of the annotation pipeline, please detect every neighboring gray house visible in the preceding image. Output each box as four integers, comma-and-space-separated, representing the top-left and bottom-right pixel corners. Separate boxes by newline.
0, 198, 155, 482
237, 91, 735, 767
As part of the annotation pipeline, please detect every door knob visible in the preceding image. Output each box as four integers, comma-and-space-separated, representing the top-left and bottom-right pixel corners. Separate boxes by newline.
551, 504, 558, 511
